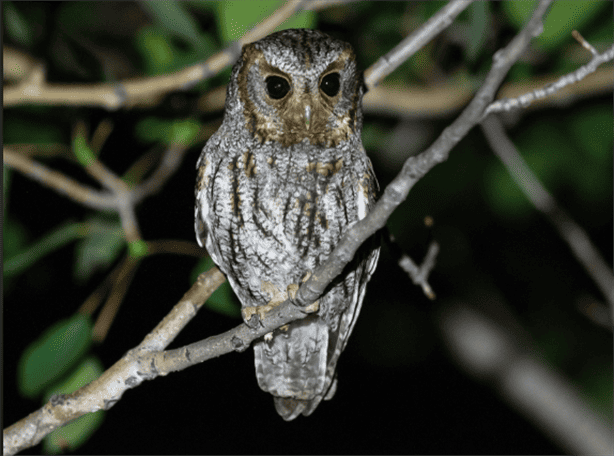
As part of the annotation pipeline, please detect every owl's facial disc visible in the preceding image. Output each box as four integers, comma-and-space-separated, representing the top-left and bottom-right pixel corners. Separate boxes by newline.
237, 42, 362, 148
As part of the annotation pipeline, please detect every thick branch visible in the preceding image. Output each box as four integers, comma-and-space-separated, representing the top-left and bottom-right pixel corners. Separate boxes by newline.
296, 0, 553, 307
3, 268, 226, 455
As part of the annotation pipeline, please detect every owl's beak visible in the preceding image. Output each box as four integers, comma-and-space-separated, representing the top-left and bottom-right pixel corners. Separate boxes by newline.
304, 105, 311, 130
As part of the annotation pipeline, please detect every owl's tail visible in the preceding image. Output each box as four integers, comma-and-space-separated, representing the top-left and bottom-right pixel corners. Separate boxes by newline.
274, 397, 318, 421
273, 375, 338, 421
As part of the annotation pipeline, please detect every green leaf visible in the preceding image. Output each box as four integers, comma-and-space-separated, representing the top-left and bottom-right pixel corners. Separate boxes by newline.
128, 239, 148, 259
502, 0, 538, 28
72, 134, 96, 167
135, 26, 174, 75
5, 222, 85, 278
140, 0, 208, 51
43, 357, 105, 454
503, 1, 608, 51
170, 119, 201, 145
191, 257, 240, 318
466, 1, 490, 61
3, 1, 35, 47
18, 314, 93, 399
216, 0, 316, 44
134, 25, 217, 76
74, 217, 124, 283
135, 117, 201, 145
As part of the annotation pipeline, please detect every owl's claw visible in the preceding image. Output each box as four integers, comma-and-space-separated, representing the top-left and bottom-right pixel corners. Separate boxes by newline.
303, 300, 320, 313
242, 306, 265, 329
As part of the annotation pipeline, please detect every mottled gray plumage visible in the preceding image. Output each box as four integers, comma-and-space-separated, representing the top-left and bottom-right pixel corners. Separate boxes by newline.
195, 29, 379, 420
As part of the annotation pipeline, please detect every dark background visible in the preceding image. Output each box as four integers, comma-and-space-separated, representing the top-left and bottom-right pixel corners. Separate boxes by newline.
4, 1, 612, 454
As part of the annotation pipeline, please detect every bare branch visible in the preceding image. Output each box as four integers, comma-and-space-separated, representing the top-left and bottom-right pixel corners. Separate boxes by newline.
364, 66, 613, 118
132, 144, 190, 204
480, 116, 614, 317
364, 0, 474, 89
91, 255, 140, 342
3, 268, 226, 455
483, 42, 614, 118
3, 147, 117, 210
440, 303, 612, 455
3, 0, 307, 110
295, 0, 553, 308
398, 241, 439, 300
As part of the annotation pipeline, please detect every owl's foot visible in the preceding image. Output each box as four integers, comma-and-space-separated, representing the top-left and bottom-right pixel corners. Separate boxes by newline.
241, 281, 300, 328
242, 279, 320, 329
242, 304, 274, 328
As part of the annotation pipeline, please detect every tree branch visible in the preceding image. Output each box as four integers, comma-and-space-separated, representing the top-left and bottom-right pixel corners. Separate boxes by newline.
3, 147, 117, 210
3, 0, 307, 109
3, 268, 226, 455
480, 115, 614, 318
483, 41, 614, 119
440, 303, 612, 455
363, 0, 474, 89
295, 0, 553, 307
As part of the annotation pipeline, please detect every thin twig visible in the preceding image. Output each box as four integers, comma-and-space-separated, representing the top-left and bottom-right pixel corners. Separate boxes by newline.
3, 147, 117, 210
364, 0, 474, 90
483, 42, 614, 118
92, 255, 140, 342
480, 115, 614, 318
132, 144, 190, 204
3, 0, 307, 110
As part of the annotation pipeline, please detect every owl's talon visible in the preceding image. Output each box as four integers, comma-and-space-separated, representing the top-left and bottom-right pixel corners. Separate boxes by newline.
303, 300, 320, 314
242, 306, 263, 329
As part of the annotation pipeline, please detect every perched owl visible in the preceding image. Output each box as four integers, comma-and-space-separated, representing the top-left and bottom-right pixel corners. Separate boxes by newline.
195, 28, 380, 421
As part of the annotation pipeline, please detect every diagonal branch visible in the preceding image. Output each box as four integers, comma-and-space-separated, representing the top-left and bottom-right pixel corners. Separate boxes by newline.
3, 268, 226, 455
296, 0, 553, 307
364, 0, 474, 90
481, 116, 614, 318
3, 147, 117, 210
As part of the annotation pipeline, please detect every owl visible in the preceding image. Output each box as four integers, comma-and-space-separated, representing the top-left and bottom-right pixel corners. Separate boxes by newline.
195, 28, 380, 421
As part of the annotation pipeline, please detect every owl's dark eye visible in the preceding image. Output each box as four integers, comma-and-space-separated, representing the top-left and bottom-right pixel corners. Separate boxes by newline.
320, 73, 340, 97
266, 76, 290, 99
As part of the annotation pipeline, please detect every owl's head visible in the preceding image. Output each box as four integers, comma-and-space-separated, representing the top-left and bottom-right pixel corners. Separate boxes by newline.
227, 28, 364, 148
